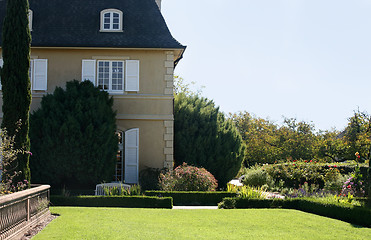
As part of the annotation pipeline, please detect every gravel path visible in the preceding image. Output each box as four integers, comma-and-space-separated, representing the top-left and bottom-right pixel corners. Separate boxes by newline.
172, 206, 218, 209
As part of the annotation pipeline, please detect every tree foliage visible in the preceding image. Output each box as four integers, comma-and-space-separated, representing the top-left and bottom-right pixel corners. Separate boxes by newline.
1, 0, 32, 183
29, 80, 118, 189
232, 110, 371, 167
174, 93, 245, 187
232, 112, 319, 166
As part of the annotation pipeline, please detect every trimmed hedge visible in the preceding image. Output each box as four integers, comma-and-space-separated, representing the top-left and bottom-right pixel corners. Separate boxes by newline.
50, 195, 173, 209
218, 197, 371, 227
292, 199, 371, 228
145, 191, 237, 206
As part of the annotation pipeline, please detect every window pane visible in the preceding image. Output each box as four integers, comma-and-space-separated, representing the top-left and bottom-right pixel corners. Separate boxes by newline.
104, 24, 110, 29
113, 24, 119, 29
98, 61, 110, 90
111, 61, 123, 90
113, 18, 119, 24
113, 13, 119, 18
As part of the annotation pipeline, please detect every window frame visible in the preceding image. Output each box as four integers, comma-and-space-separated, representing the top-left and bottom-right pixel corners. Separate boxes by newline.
28, 9, 33, 31
100, 9, 123, 32
97, 60, 125, 92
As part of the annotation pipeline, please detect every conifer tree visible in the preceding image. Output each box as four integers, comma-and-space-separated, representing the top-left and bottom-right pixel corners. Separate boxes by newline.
1, 0, 32, 183
174, 93, 245, 187
29, 80, 118, 189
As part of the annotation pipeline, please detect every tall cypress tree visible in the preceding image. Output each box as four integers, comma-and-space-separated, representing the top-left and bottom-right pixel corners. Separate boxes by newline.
174, 93, 245, 187
1, 0, 31, 183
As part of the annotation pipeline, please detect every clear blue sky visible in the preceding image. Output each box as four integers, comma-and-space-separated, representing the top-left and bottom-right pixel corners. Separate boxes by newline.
162, 0, 371, 131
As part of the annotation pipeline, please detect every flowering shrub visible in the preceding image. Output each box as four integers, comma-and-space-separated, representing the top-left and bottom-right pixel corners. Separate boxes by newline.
0, 126, 29, 195
264, 161, 325, 188
159, 163, 217, 191
340, 153, 366, 197
341, 176, 365, 197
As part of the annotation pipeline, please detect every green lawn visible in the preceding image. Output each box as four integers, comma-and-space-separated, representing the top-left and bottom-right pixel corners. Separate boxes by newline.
33, 207, 371, 240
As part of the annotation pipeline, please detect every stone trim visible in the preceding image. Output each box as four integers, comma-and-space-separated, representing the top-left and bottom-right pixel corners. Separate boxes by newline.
163, 120, 174, 169
164, 51, 174, 95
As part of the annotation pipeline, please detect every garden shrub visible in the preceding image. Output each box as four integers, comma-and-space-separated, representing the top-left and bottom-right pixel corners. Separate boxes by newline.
29, 80, 117, 189
323, 168, 349, 193
139, 168, 165, 191
217, 197, 236, 209
0, 127, 29, 194
241, 167, 274, 187
159, 163, 217, 191
50, 195, 173, 209
227, 184, 268, 199
264, 162, 325, 188
341, 176, 365, 197
103, 184, 142, 196
145, 191, 236, 206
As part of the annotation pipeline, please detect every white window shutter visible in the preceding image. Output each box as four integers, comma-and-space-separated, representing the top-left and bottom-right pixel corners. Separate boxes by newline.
125, 60, 139, 91
82, 60, 96, 85
33, 59, 48, 91
0, 59, 3, 90
125, 128, 139, 184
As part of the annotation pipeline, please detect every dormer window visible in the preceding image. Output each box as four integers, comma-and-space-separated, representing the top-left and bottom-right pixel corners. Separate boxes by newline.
100, 9, 123, 32
28, 9, 33, 31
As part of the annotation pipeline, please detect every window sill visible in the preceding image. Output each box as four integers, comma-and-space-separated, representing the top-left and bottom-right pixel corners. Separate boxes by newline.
108, 91, 139, 96
99, 29, 123, 33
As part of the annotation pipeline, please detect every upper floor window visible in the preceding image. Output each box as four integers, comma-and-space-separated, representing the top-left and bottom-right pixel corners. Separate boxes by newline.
100, 9, 123, 32
82, 59, 139, 93
0, 58, 48, 91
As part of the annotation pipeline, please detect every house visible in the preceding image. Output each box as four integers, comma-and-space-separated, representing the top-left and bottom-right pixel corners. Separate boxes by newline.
0, 0, 185, 184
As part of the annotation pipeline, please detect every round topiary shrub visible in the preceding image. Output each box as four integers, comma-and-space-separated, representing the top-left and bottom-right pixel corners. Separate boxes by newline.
29, 80, 117, 189
159, 163, 217, 191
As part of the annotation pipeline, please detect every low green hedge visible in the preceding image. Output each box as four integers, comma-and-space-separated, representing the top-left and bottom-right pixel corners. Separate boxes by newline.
292, 199, 371, 228
50, 195, 173, 209
218, 197, 371, 227
145, 191, 237, 206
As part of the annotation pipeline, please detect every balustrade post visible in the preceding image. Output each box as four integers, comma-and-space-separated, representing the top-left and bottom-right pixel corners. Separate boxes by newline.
27, 197, 30, 221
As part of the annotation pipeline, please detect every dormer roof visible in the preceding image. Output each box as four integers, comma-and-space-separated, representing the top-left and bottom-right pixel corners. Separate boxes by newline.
0, 0, 185, 49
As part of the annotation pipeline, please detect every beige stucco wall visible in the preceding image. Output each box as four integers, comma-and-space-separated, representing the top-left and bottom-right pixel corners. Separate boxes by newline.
0, 48, 178, 175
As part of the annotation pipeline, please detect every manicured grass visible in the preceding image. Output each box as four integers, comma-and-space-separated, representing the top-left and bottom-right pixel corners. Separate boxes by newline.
34, 207, 371, 240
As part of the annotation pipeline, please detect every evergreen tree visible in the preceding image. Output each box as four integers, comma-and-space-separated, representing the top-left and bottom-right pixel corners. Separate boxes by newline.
1, 0, 32, 183
174, 93, 245, 187
29, 80, 118, 189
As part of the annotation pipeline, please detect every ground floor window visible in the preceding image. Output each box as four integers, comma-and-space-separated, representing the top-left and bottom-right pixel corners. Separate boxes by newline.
114, 131, 124, 182
114, 128, 139, 183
